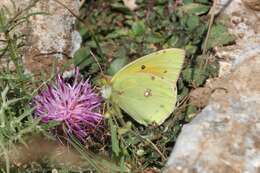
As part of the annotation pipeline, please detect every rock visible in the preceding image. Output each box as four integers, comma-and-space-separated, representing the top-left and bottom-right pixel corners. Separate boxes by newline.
242, 0, 260, 11
0, 0, 81, 76
165, 0, 260, 173
214, 0, 260, 74
9, 135, 83, 168
189, 87, 211, 109
123, 0, 138, 11
165, 55, 260, 173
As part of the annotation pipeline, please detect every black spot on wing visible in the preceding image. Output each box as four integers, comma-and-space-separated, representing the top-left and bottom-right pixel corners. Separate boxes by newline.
141, 65, 146, 70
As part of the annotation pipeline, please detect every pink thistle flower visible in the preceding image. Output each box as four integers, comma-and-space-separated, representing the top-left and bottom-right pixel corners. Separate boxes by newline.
34, 68, 103, 141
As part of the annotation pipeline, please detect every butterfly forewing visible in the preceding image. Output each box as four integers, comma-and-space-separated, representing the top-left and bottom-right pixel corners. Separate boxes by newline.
111, 48, 185, 84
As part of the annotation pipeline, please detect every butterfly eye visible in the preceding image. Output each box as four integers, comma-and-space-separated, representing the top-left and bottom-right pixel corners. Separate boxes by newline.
144, 88, 152, 97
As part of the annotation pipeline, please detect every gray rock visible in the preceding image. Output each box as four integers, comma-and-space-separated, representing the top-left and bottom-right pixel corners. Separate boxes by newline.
215, 0, 260, 75
165, 0, 260, 173
0, 0, 81, 75
165, 56, 260, 173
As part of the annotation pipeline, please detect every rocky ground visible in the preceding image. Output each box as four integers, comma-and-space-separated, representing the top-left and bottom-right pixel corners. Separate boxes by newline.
165, 0, 260, 172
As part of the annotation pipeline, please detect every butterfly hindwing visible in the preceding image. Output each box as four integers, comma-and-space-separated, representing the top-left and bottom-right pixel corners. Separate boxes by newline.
112, 73, 176, 125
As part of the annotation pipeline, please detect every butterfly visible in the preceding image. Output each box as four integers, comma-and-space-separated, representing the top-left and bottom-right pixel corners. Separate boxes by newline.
102, 48, 185, 126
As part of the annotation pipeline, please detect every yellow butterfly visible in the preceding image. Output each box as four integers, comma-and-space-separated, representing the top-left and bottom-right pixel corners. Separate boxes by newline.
103, 48, 185, 126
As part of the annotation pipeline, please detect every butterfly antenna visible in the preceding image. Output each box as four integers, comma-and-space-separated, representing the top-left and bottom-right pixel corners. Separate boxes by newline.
90, 50, 104, 76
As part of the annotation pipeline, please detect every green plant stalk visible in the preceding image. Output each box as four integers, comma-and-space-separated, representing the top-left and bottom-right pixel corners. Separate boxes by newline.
0, 136, 10, 173
0, 86, 9, 128
10, 119, 40, 142
0, 104, 6, 128
6, 35, 23, 79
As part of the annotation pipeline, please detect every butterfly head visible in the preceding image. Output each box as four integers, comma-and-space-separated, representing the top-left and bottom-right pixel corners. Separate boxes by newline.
101, 85, 112, 99
99, 74, 113, 99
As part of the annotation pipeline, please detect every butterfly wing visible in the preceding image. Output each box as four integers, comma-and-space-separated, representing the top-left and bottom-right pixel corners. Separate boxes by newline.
111, 48, 185, 83
111, 48, 185, 126
112, 73, 177, 125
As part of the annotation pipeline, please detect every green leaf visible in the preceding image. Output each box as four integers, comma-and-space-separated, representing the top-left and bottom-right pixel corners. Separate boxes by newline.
186, 15, 200, 30
182, 68, 208, 87
120, 156, 128, 173
178, 3, 210, 15
79, 27, 88, 37
106, 28, 129, 39
0, 9, 7, 32
73, 47, 92, 69
185, 105, 197, 122
205, 61, 219, 77
167, 35, 179, 47
204, 24, 235, 49
145, 32, 164, 44
107, 57, 128, 76
187, 104, 197, 114
173, 33, 190, 48
183, 0, 193, 4
109, 118, 120, 157
185, 43, 198, 55
195, 0, 210, 4
194, 55, 206, 66
118, 122, 132, 136
192, 24, 207, 44
153, 5, 165, 17
155, 0, 167, 5
41, 120, 61, 130
114, 47, 127, 58
130, 21, 146, 37
125, 135, 140, 145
